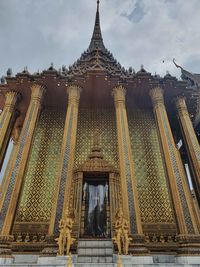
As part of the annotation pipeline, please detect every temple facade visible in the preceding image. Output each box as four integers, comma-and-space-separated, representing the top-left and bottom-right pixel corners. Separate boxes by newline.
0, 1, 200, 266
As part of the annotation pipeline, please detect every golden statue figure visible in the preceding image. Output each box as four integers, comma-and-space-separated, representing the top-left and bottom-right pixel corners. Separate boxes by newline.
56, 219, 65, 256
55, 209, 75, 256
113, 208, 132, 255
113, 209, 123, 254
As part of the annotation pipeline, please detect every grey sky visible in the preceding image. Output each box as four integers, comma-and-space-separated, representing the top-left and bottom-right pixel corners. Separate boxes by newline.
0, 0, 200, 79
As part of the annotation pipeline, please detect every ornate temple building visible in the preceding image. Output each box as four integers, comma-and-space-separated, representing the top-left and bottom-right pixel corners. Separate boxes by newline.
0, 1, 199, 266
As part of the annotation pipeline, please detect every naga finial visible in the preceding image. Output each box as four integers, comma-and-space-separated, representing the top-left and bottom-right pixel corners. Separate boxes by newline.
173, 58, 182, 69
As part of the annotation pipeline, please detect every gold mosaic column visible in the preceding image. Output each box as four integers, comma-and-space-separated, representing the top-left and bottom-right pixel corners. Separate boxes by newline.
112, 85, 148, 254
0, 84, 45, 237
176, 96, 200, 203
150, 87, 200, 254
48, 85, 81, 235
0, 91, 19, 167
0, 126, 22, 213
0, 139, 19, 212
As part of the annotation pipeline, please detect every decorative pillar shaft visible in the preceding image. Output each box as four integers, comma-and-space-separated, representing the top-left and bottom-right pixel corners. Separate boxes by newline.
149, 87, 199, 236
0, 126, 21, 211
0, 142, 17, 211
0, 84, 45, 235
48, 85, 81, 235
0, 91, 19, 167
176, 96, 200, 204
112, 85, 143, 235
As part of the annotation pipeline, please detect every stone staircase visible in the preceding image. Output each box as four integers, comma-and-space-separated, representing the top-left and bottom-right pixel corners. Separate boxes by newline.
77, 239, 114, 264
0, 249, 200, 266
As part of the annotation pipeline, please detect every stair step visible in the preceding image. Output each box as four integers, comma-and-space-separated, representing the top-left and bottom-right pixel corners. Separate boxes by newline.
77, 239, 114, 263
78, 256, 113, 263
78, 247, 113, 256
78, 240, 113, 248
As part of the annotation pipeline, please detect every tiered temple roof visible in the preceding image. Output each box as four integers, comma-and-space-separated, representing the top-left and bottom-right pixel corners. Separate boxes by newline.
63, 0, 134, 80
0, 1, 199, 129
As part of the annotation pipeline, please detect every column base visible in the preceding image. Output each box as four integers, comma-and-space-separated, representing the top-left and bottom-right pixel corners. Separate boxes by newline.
0, 235, 14, 256
39, 235, 57, 257
176, 234, 200, 255
129, 234, 149, 255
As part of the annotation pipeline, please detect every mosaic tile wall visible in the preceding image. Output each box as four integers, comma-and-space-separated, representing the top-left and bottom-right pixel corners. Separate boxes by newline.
127, 109, 175, 223
13, 107, 175, 226
15, 108, 65, 223
74, 108, 119, 169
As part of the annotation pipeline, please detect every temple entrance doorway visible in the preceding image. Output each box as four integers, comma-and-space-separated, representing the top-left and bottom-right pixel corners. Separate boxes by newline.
81, 174, 110, 238
71, 143, 121, 239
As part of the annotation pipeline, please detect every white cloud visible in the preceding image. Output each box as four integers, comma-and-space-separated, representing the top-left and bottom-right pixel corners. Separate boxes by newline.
0, 0, 200, 78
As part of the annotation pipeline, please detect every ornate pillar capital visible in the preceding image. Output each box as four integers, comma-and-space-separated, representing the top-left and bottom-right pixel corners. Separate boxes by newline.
67, 85, 81, 105
30, 84, 46, 104
112, 85, 126, 104
149, 86, 164, 107
0, 91, 20, 168
175, 96, 188, 117
4, 91, 20, 112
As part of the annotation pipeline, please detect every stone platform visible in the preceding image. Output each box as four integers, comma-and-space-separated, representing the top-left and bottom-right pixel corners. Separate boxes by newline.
0, 241, 200, 267
0, 255, 200, 267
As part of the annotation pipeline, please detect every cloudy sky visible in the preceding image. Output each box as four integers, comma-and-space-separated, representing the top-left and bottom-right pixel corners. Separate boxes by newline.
0, 0, 200, 79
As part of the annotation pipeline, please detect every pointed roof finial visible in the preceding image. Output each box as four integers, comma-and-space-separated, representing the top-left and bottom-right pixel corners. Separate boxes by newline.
89, 0, 105, 51
173, 58, 182, 70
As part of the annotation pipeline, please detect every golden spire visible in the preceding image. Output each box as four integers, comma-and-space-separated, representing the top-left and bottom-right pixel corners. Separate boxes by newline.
89, 0, 105, 51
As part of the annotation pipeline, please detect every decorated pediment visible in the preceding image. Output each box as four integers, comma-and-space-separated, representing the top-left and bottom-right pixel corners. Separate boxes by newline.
75, 135, 117, 173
